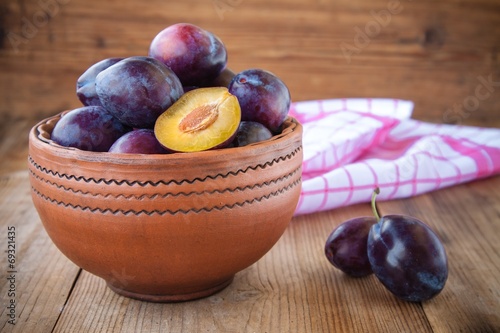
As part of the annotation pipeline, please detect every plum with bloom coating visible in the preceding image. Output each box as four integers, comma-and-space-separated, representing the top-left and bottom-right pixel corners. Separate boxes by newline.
325, 216, 375, 277
95, 56, 183, 129
149, 23, 227, 86
367, 189, 448, 302
229, 69, 290, 133
51, 106, 130, 152
234, 121, 273, 147
76, 57, 123, 107
109, 129, 167, 154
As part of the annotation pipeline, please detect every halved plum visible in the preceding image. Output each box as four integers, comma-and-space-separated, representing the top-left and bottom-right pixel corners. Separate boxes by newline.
154, 87, 241, 152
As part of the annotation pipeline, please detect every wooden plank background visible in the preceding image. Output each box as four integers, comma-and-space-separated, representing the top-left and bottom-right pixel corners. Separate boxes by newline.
1, 0, 499, 127
1, 2, 500, 332
1, 169, 499, 332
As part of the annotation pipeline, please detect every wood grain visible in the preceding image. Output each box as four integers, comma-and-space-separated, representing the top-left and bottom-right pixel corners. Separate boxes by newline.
52, 206, 434, 333
3, 172, 498, 332
0, 117, 39, 174
0, 1, 499, 331
1, 0, 499, 126
0, 171, 81, 333
378, 179, 500, 332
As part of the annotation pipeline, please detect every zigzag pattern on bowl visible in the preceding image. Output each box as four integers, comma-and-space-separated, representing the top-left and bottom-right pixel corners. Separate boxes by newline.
28, 111, 304, 302
29, 165, 301, 200
27, 146, 301, 187
28, 147, 302, 216
30, 178, 301, 216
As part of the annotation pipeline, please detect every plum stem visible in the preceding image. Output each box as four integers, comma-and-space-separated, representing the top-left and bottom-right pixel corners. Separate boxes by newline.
371, 187, 381, 220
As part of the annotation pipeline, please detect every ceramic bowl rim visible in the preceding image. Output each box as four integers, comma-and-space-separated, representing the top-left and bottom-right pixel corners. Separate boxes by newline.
30, 111, 302, 165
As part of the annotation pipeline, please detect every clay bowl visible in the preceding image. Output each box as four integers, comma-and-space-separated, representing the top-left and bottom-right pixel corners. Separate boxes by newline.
28, 111, 303, 302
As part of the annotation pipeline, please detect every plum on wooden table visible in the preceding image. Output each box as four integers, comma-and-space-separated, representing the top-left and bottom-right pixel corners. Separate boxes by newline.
325, 216, 375, 277
324, 188, 448, 302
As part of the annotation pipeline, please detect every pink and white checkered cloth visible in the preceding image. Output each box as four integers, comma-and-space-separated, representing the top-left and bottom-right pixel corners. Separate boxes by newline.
289, 99, 500, 215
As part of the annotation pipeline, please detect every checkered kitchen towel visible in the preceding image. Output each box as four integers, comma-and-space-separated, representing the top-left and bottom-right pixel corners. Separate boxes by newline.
289, 99, 500, 215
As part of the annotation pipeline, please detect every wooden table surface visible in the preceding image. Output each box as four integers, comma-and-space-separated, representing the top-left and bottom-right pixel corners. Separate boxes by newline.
0, 116, 499, 333
1, 0, 500, 332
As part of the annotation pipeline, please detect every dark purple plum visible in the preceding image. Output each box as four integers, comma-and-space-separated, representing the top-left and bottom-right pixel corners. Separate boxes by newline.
206, 68, 235, 88
367, 214, 448, 302
149, 23, 227, 86
228, 69, 291, 133
366, 189, 448, 302
51, 106, 131, 152
234, 121, 273, 147
325, 216, 375, 277
183, 86, 199, 93
95, 56, 183, 129
76, 57, 124, 107
109, 129, 168, 154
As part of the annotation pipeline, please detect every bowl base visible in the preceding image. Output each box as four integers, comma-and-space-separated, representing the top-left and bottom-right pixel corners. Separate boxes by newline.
106, 277, 234, 303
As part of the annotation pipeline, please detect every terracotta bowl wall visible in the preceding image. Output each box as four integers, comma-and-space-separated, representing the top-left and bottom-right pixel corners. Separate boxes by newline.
28, 112, 303, 302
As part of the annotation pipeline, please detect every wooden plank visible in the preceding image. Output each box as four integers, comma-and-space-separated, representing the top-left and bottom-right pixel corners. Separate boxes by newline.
0, 116, 38, 174
52, 205, 432, 333
1, 0, 499, 127
0, 113, 499, 332
0, 171, 81, 332
376, 177, 500, 332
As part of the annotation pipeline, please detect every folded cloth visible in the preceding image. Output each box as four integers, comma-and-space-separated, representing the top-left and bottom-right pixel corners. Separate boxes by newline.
289, 98, 500, 215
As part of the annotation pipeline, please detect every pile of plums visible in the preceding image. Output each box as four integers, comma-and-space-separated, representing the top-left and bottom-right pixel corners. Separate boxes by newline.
324, 188, 448, 302
51, 23, 291, 153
